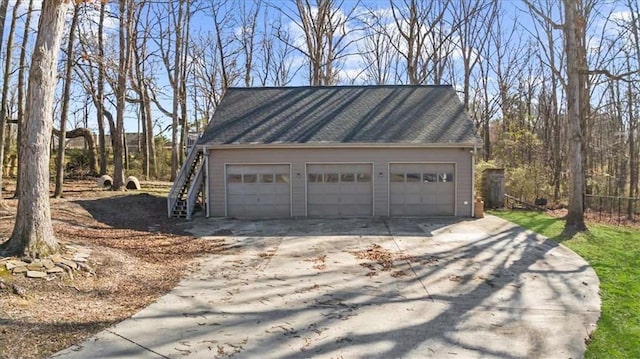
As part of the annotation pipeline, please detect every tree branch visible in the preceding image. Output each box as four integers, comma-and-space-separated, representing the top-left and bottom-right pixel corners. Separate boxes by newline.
522, 0, 564, 30
586, 68, 640, 82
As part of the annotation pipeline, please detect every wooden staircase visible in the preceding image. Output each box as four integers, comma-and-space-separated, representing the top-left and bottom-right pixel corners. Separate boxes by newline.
168, 147, 204, 219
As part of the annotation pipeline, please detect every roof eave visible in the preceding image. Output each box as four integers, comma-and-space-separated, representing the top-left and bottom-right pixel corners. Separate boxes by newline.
200, 142, 481, 150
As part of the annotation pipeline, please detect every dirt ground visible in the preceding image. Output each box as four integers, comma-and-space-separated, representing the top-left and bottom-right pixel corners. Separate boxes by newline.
0, 179, 226, 359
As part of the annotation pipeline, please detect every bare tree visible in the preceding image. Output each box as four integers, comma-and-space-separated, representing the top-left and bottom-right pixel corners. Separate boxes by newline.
451, 0, 497, 110
73, 1, 112, 176
625, 0, 640, 216
210, 0, 238, 94
562, 0, 588, 233
357, 8, 400, 84
257, 13, 300, 86
112, 0, 135, 190
238, 0, 261, 87
152, 0, 190, 180
1, 0, 68, 257
97, 0, 108, 175
189, 34, 224, 120
178, 0, 192, 163
13, 0, 35, 198
386, 0, 452, 85
184, 1, 242, 124
471, 22, 500, 161
54, 3, 81, 198
0, 0, 21, 210
279, 0, 360, 85
524, 0, 588, 233
130, 1, 156, 179
0, 1, 8, 58
75, 25, 118, 178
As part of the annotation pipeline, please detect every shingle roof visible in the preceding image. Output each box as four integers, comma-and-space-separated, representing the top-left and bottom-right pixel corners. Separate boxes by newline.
198, 85, 481, 146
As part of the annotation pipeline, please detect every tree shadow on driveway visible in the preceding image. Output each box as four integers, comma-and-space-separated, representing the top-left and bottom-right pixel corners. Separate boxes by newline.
53, 216, 601, 359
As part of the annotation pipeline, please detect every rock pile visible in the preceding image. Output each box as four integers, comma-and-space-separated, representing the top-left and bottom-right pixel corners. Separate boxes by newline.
0, 245, 94, 280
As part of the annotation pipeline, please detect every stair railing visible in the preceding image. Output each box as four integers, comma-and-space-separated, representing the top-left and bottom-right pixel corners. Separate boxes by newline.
185, 160, 205, 220
167, 144, 202, 217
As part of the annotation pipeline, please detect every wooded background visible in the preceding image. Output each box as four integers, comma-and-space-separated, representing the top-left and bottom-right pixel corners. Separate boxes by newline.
0, 0, 638, 210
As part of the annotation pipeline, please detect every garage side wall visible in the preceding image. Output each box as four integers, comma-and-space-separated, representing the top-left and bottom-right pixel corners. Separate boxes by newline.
207, 147, 474, 217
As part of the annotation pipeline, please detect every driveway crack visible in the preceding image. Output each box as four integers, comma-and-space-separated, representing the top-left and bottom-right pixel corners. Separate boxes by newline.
383, 220, 434, 302
256, 225, 292, 273
106, 330, 171, 359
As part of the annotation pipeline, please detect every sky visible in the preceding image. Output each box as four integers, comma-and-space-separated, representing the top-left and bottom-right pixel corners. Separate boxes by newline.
0, 0, 636, 136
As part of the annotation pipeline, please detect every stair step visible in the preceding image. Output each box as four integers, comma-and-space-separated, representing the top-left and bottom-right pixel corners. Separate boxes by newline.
169, 150, 205, 219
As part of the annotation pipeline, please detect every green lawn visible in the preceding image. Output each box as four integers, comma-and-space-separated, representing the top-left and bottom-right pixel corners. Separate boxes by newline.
489, 210, 640, 358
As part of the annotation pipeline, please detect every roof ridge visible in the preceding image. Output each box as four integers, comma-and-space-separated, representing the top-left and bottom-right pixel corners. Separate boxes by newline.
227, 84, 454, 90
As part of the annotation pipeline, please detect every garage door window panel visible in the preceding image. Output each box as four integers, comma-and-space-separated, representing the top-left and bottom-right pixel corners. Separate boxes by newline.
276, 174, 289, 183
260, 174, 274, 183
308, 173, 322, 183
341, 173, 355, 183
391, 173, 405, 182
439, 173, 454, 182
228, 174, 242, 183
243, 174, 257, 183
357, 173, 371, 182
325, 173, 339, 183
423, 173, 437, 182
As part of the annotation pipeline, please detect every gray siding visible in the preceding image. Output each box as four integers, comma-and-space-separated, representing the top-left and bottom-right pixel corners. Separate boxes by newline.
207, 147, 474, 217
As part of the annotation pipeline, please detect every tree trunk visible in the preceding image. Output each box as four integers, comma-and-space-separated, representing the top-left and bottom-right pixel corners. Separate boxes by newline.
563, 0, 587, 235
179, 1, 190, 168
1, 0, 67, 257
131, 33, 149, 179
143, 88, 156, 177
112, 0, 132, 190
140, 96, 149, 179
13, 0, 33, 198
627, 0, 640, 217
97, 0, 107, 175
170, 0, 185, 181
0, 1, 8, 56
54, 3, 80, 198
627, 69, 637, 217
123, 130, 129, 171
0, 0, 21, 209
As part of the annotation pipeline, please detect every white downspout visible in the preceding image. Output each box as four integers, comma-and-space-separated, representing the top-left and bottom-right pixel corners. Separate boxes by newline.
204, 147, 210, 217
471, 145, 476, 217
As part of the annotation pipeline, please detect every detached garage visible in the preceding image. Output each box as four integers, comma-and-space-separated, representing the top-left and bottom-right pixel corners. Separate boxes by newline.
179, 85, 481, 218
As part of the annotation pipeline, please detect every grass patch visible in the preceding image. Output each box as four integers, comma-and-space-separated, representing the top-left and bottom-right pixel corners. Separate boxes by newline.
489, 210, 640, 358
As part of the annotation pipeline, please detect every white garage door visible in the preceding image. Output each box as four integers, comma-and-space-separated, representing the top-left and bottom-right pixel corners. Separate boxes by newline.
389, 163, 455, 216
226, 164, 291, 217
307, 164, 373, 217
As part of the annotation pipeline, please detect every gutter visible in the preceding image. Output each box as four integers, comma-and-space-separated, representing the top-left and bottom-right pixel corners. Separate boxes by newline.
202, 142, 481, 150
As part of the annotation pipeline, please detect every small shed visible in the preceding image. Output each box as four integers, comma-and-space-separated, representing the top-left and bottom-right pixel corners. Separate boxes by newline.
482, 168, 505, 208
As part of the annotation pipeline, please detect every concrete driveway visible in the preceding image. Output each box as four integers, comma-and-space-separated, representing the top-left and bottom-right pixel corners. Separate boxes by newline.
53, 215, 600, 359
